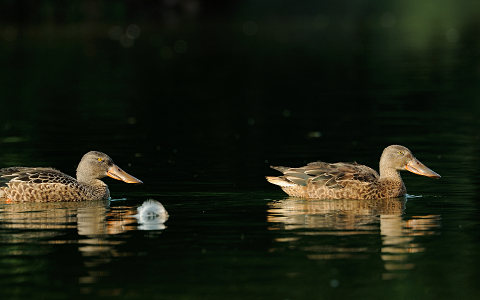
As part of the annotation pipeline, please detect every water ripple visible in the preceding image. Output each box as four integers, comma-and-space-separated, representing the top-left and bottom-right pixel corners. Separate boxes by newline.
267, 197, 441, 279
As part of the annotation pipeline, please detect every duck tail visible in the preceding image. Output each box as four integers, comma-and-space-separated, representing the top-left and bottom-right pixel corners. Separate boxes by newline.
270, 165, 289, 173
265, 176, 296, 187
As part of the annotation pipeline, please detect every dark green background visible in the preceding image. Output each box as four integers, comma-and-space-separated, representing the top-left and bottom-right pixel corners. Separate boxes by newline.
1, 1, 480, 299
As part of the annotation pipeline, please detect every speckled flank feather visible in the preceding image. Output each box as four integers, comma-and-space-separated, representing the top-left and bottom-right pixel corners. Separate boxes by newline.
266, 145, 439, 200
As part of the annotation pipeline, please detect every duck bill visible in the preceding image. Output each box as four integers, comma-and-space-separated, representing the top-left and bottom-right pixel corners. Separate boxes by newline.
405, 158, 441, 179
107, 165, 143, 184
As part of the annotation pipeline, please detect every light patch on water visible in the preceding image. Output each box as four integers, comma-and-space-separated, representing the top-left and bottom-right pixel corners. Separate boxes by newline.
134, 199, 169, 230
405, 194, 423, 199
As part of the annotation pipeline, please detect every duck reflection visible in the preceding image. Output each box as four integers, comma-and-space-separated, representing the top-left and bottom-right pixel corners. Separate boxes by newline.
267, 197, 440, 279
0, 199, 168, 288
0, 200, 110, 238
0, 199, 168, 237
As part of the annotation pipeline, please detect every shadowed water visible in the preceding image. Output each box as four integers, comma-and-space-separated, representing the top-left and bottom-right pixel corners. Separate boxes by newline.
267, 196, 440, 279
1, 0, 480, 299
0, 186, 474, 299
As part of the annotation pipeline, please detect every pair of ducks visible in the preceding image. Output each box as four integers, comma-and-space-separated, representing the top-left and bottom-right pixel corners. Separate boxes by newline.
0, 145, 440, 202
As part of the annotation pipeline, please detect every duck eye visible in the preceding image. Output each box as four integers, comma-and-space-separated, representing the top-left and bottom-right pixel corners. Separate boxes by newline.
97, 158, 103, 162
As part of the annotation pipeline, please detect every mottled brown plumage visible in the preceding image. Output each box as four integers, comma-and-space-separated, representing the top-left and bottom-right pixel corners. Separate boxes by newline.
0, 151, 142, 202
266, 145, 440, 200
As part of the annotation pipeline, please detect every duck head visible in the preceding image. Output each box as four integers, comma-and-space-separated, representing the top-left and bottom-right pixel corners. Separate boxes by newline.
380, 145, 441, 179
76, 151, 143, 184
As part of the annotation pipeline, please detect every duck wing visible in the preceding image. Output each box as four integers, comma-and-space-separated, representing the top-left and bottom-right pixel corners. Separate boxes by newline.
271, 162, 379, 189
0, 167, 77, 187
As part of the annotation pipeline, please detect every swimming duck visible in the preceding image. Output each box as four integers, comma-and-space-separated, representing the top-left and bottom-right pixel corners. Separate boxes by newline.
0, 151, 142, 202
266, 145, 440, 200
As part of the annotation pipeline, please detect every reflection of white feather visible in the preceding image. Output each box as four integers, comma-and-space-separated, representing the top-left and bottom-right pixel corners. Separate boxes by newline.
135, 199, 169, 230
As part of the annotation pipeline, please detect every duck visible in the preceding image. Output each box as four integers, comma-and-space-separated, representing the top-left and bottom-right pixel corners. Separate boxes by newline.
266, 145, 440, 200
0, 151, 142, 202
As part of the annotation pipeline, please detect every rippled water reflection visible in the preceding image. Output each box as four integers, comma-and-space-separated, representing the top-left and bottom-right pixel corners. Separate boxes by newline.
0, 199, 167, 236
1, 0, 480, 297
0, 199, 168, 294
267, 197, 441, 279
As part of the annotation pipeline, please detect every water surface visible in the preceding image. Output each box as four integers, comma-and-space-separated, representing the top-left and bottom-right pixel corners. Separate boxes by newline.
1, 1, 480, 299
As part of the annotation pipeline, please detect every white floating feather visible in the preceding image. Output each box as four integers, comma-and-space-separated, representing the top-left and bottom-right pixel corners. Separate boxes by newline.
135, 199, 169, 230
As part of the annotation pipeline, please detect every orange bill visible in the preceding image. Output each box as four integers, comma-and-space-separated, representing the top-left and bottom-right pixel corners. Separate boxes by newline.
107, 165, 143, 183
405, 158, 441, 179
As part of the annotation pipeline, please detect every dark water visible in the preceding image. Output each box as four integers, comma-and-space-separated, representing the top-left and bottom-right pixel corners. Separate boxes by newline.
1, 1, 480, 299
